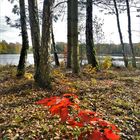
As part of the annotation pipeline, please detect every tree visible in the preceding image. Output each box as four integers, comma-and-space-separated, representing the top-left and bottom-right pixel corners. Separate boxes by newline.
113, 0, 128, 67
28, 0, 41, 82
93, 16, 104, 44
95, 0, 137, 67
126, 0, 137, 67
17, 0, 29, 77
28, 0, 53, 88
39, 0, 54, 88
71, 0, 79, 73
0, 41, 8, 54
136, 7, 140, 17
51, 23, 60, 66
67, 0, 72, 68
86, 0, 98, 68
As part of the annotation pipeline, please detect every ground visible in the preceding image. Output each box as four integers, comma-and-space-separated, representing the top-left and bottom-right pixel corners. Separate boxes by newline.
0, 65, 140, 140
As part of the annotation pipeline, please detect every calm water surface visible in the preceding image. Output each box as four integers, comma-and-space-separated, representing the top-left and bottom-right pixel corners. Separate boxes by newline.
0, 54, 34, 65
0, 54, 140, 67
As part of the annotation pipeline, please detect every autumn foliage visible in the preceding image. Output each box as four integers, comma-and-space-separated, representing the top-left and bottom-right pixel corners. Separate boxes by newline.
36, 93, 120, 140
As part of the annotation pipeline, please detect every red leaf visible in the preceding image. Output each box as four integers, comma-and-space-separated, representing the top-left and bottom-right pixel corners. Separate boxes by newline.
36, 96, 60, 106
49, 97, 71, 115
36, 95, 120, 140
98, 120, 109, 127
104, 128, 120, 140
67, 118, 75, 125
61, 97, 71, 105
74, 122, 84, 127
89, 129, 103, 140
47, 97, 62, 106
67, 118, 84, 127
49, 102, 63, 115
35, 97, 50, 104
90, 117, 102, 125
78, 112, 90, 123
77, 110, 97, 124
60, 107, 69, 122
110, 124, 120, 132
79, 110, 96, 115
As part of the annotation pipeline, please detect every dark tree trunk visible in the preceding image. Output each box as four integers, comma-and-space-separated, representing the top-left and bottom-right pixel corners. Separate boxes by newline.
86, 0, 98, 68
67, 0, 72, 68
51, 24, 60, 66
126, 0, 136, 68
71, 0, 79, 73
28, 0, 41, 82
39, 0, 54, 88
17, 0, 29, 77
113, 0, 128, 67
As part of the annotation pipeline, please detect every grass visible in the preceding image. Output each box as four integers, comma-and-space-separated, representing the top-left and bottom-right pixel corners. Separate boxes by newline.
0, 65, 140, 140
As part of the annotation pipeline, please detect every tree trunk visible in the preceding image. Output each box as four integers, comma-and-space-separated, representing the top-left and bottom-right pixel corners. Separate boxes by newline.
39, 0, 53, 88
126, 0, 136, 68
67, 0, 72, 68
51, 23, 60, 66
17, 0, 29, 77
86, 0, 98, 68
113, 0, 128, 67
71, 0, 79, 73
28, 0, 41, 82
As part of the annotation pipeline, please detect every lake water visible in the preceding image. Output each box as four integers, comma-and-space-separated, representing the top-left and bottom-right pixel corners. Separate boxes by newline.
0, 54, 34, 65
0, 54, 140, 67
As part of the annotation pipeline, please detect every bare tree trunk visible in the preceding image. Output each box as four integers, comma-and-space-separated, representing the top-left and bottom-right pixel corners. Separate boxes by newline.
126, 0, 136, 68
86, 0, 98, 68
39, 0, 54, 88
67, 0, 72, 68
113, 0, 128, 67
71, 0, 79, 73
28, 0, 41, 82
17, 0, 29, 77
51, 23, 60, 66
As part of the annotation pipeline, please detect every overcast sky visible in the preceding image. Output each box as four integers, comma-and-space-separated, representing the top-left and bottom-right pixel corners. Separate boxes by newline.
0, 0, 140, 45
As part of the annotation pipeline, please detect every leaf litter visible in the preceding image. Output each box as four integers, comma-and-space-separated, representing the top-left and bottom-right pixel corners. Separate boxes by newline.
0, 65, 140, 140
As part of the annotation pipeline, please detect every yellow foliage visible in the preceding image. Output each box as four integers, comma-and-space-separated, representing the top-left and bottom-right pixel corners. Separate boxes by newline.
83, 64, 96, 75
102, 56, 112, 69
24, 73, 33, 80
51, 69, 65, 78
91, 78, 97, 85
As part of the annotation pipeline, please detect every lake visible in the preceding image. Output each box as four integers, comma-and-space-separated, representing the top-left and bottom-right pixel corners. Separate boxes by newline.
0, 54, 34, 65
0, 54, 140, 67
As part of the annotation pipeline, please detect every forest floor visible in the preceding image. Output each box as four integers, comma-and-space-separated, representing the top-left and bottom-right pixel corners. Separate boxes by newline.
0, 65, 140, 140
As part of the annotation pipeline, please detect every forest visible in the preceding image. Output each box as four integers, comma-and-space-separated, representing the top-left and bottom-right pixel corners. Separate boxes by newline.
0, 0, 140, 140
1, 40, 140, 57
0, 40, 22, 54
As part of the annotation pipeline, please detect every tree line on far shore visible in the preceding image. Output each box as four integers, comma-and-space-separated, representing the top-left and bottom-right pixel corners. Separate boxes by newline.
0, 40, 140, 57
0, 40, 21, 54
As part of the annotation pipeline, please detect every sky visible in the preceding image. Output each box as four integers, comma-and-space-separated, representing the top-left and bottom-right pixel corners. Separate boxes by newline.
0, 0, 140, 45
